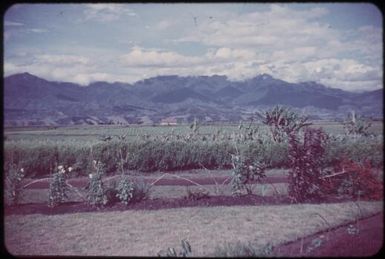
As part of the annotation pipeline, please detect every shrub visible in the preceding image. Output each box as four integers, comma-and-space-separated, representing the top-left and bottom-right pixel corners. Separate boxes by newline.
288, 127, 329, 203
86, 160, 107, 208
131, 179, 151, 202
104, 187, 119, 206
158, 239, 192, 257
230, 155, 266, 196
343, 111, 372, 136
332, 159, 383, 200
260, 106, 312, 142
48, 165, 72, 207
184, 188, 210, 200
116, 176, 135, 205
4, 164, 25, 206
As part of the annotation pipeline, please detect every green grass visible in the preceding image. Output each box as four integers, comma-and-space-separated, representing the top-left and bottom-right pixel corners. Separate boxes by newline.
4, 122, 383, 178
5, 201, 382, 256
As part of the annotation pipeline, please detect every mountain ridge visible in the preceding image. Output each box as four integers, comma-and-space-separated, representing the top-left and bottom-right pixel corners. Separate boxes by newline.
4, 72, 383, 126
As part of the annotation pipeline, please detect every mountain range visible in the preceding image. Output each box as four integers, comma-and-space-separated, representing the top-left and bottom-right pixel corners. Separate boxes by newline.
4, 72, 383, 126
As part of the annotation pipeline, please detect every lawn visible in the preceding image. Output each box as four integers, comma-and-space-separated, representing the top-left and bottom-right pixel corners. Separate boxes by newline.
5, 201, 382, 256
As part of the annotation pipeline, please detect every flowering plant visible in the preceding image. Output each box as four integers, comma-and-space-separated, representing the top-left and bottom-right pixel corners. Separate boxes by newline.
48, 165, 72, 207
5, 164, 25, 206
86, 160, 107, 208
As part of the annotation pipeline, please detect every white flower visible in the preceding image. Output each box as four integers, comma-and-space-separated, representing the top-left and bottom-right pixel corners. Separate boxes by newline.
58, 165, 63, 170
93, 160, 97, 165
89, 174, 93, 179
20, 168, 24, 173
249, 165, 254, 170
68, 167, 73, 172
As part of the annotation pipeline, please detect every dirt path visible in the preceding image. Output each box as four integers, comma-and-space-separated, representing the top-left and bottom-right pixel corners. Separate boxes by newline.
274, 212, 383, 257
21, 175, 288, 189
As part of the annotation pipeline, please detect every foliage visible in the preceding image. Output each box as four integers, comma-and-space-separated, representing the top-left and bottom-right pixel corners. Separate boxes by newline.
86, 160, 107, 208
184, 188, 210, 200
48, 165, 72, 207
260, 106, 312, 142
131, 180, 151, 202
213, 241, 273, 257
332, 159, 383, 200
4, 164, 25, 206
288, 127, 329, 203
306, 235, 326, 253
230, 155, 266, 196
104, 187, 119, 206
115, 176, 135, 205
343, 111, 372, 136
3, 123, 382, 178
158, 240, 192, 257
324, 134, 383, 168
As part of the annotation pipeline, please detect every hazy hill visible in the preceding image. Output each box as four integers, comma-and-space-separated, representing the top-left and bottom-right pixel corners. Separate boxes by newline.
4, 72, 383, 126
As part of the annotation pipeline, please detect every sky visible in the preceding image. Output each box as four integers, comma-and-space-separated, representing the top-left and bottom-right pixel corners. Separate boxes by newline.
3, 3, 383, 92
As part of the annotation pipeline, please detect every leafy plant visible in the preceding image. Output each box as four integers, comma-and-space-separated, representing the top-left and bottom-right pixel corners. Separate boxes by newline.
333, 158, 383, 200
48, 165, 72, 207
306, 235, 326, 253
288, 127, 329, 202
116, 176, 135, 205
346, 224, 360, 235
184, 188, 210, 200
230, 155, 266, 196
259, 106, 312, 142
86, 160, 107, 208
4, 164, 25, 206
131, 180, 151, 202
343, 111, 372, 136
158, 239, 192, 257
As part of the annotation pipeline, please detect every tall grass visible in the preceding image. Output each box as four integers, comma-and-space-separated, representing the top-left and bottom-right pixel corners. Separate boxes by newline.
4, 124, 383, 178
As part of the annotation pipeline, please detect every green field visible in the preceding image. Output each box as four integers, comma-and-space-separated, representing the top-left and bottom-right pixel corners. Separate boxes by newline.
4, 121, 384, 178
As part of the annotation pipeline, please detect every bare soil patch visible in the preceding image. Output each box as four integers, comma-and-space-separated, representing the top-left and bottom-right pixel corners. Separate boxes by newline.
274, 212, 383, 257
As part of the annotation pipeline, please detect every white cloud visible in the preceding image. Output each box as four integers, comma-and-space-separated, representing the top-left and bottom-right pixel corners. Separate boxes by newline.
83, 4, 137, 22
36, 54, 90, 66
4, 20, 24, 26
29, 28, 48, 33
120, 47, 202, 67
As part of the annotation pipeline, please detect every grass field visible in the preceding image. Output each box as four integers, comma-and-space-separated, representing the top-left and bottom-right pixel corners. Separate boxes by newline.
4, 121, 384, 178
5, 201, 382, 256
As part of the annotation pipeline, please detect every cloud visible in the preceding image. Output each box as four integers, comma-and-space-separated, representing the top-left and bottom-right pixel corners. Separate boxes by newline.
36, 54, 90, 66
120, 47, 202, 67
83, 4, 137, 22
4, 20, 24, 26
29, 28, 48, 33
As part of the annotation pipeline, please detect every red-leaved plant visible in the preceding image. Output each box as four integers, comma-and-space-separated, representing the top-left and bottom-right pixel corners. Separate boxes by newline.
288, 127, 329, 203
331, 158, 383, 200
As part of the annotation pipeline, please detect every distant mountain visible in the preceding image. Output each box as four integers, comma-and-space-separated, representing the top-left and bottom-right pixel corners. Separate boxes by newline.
3, 72, 383, 126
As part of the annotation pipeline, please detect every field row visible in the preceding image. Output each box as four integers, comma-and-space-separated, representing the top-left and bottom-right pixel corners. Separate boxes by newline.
4, 134, 383, 178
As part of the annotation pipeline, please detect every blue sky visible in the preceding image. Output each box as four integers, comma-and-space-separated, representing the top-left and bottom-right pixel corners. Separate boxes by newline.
3, 3, 382, 91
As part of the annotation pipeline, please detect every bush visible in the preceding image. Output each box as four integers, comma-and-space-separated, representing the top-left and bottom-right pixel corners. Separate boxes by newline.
48, 165, 71, 207
230, 155, 266, 196
324, 135, 383, 168
4, 164, 25, 206
184, 188, 210, 200
343, 111, 372, 136
288, 128, 329, 202
332, 159, 383, 200
131, 179, 151, 203
86, 160, 107, 208
260, 106, 312, 142
115, 176, 135, 205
